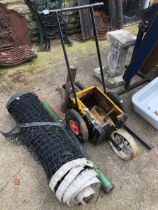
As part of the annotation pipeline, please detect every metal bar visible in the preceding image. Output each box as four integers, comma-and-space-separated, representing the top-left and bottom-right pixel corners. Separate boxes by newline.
56, 12, 79, 110
39, 2, 104, 14
123, 124, 154, 150
89, 7, 106, 93
136, 73, 151, 82
117, 79, 150, 96
40, 3, 105, 94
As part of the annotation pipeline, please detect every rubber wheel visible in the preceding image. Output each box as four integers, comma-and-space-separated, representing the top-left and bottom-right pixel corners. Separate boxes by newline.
109, 128, 139, 160
65, 109, 89, 143
107, 92, 126, 112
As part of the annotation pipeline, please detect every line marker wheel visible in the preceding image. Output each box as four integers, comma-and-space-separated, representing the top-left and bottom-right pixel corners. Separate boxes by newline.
110, 128, 139, 160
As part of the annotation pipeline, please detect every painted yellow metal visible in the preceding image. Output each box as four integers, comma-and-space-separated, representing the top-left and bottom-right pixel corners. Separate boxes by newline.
70, 86, 124, 124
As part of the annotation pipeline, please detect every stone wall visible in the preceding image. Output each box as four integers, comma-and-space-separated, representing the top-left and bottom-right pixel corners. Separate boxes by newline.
0, 0, 80, 42
62, 0, 81, 34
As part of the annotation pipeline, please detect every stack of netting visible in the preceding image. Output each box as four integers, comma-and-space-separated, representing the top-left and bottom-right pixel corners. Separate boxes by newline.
6, 92, 100, 206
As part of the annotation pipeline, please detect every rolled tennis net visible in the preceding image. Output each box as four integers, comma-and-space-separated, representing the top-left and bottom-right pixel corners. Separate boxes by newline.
6, 92, 100, 206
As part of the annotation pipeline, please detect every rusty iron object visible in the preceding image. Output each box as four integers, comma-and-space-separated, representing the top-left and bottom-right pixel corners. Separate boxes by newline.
93, 10, 110, 40
0, 3, 36, 67
0, 45, 37, 66
0, 5, 14, 52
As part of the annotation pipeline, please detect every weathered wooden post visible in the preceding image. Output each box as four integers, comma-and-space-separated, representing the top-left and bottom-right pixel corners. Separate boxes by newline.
109, 0, 123, 30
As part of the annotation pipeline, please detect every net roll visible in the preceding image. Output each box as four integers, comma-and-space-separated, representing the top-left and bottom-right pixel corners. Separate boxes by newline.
6, 92, 100, 206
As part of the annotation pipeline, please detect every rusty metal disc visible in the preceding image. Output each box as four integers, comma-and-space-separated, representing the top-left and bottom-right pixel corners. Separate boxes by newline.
0, 3, 36, 67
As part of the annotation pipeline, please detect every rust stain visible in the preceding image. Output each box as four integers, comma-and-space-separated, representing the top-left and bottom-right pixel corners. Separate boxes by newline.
13, 177, 21, 185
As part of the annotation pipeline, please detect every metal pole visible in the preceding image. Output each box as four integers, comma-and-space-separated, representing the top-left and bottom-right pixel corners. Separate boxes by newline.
39, 3, 104, 14
124, 124, 154, 150
117, 79, 148, 95
89, 6, 106, 93
117, 74, 151, 96
56, 11, 79, 110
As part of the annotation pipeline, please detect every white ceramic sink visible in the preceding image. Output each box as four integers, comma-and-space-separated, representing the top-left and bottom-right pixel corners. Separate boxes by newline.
132, 77, 158, 129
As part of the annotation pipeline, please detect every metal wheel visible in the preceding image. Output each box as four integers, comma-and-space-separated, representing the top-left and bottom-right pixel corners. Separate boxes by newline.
109, 128, 139, 160
65, 109, 89, 143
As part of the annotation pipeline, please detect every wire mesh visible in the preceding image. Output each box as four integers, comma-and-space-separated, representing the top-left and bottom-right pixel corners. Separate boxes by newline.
6, 92, 85, 181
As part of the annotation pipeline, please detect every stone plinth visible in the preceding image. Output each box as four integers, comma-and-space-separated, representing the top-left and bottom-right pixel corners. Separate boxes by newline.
95, 29, 136, 88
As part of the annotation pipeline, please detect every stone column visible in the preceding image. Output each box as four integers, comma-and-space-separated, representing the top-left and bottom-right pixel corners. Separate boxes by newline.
94, 29, 136, 88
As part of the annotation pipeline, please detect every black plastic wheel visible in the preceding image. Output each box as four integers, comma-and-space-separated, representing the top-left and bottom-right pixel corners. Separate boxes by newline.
107, 92, 126, 112
65, 109, 89, 143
